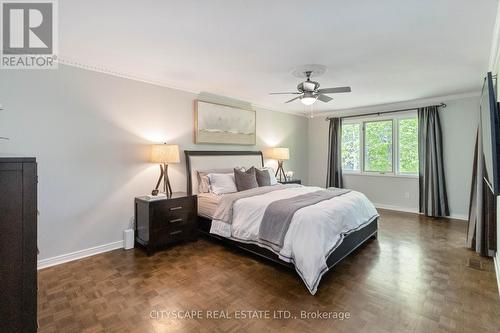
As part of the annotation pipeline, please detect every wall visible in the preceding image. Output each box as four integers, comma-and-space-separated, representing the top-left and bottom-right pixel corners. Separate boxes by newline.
0, 64, 308, 263
343, 174, 419, 213
439, 97, 480, 219
307, 95, 480, 220
307, 114, 330, 187
493, 2, 500, 290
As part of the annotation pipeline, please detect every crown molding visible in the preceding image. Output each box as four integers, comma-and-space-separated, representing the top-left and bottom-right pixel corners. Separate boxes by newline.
57, 57, 481, 120
56, 57, 304, 116
312, 91, 481, 118
57, 57, 200, 94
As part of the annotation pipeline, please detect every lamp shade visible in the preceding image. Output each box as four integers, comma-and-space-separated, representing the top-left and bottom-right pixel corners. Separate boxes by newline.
263, 147, 289, 161
151, 144, 180, 163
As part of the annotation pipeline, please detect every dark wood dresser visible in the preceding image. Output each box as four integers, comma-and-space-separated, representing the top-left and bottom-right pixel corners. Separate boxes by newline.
0, 157, 37, 332
135, 192, 197, 255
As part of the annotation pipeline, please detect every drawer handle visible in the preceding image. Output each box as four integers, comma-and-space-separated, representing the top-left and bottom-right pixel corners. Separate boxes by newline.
169, 206, 183, 211
170, 230, 183, 235
170, 218, 183, 223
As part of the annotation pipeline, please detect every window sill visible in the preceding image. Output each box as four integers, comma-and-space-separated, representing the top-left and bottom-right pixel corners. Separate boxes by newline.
342, 172, 418, 179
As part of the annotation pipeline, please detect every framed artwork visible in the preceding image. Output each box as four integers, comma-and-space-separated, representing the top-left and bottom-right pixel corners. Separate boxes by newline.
194, 100, 256, 145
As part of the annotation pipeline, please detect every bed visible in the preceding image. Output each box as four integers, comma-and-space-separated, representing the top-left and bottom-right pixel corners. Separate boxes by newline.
185, 150, 378, 294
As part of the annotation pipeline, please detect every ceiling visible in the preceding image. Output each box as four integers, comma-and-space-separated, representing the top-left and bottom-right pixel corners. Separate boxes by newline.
59, 0, 499, 114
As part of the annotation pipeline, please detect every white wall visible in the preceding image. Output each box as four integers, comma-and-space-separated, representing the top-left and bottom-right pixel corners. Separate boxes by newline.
307, 115, 329, 187
343, 174, 419, 212
307, 95, 480, 220
0, 64, 308, 261
439, 97, 480, 219
493, 5, 500, 284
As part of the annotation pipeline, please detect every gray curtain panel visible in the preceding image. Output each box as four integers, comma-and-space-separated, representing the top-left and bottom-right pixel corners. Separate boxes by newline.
467, 119, 496, 257
467, 128, 486, 253
418, 106, 450, 217
326, 118, 343, 188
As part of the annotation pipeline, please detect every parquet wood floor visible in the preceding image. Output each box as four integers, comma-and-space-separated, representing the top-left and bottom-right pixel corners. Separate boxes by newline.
38, 210, 500, 333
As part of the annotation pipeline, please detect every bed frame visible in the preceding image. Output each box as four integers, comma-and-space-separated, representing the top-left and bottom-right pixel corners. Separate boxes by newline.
185, 150, 378, 271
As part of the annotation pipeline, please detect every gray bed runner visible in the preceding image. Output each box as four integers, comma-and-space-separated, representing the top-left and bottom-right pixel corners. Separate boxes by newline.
259, 188, 351, 251
212, 184, 300, 224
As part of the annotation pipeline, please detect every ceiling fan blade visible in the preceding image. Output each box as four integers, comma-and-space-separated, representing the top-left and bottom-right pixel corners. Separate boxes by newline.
317, 86, 351, 94
269, 92, 301, 95
317, 94, 333, 103
285, 96, 302, 103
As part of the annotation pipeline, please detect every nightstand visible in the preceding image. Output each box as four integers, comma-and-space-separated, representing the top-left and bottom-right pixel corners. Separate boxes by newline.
278, 179, 302, 185
134, 192, 197, 256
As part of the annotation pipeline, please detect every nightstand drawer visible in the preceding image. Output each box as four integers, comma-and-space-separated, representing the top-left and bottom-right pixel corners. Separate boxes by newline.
135, 192, 198, 256
154, 226, 195, 245
154, 211, 196, 229
152, 199, 195, 219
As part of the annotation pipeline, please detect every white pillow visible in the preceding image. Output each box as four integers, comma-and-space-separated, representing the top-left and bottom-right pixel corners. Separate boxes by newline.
197, 168, 234, 193
197, 167, 246, 193
208, 173, 237, 195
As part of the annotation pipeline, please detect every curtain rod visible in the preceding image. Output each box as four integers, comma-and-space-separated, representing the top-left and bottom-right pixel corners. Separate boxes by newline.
325, 102, 447, 121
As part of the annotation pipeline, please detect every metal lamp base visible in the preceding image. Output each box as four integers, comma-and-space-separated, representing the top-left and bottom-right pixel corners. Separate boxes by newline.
275, 160, 287, 182
152, 163, 173, 198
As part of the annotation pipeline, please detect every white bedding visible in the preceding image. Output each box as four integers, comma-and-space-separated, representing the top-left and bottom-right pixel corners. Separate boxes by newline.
210, 186, 378, 295
197, 192, 221, 219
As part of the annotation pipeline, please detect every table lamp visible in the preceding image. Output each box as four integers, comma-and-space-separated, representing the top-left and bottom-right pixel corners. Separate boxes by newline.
263, 147, 289, 182
151, 143, 180, 197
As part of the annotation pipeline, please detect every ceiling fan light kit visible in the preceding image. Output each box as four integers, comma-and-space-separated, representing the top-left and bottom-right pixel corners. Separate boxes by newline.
300, 93, 318, 106
270, 65, 351, 106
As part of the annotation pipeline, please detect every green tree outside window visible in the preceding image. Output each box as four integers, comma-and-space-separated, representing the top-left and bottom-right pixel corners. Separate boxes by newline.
364, 120, 393, 172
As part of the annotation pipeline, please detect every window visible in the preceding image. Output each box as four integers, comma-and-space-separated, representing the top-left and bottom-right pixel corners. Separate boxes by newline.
341, 114, 418, 176
398, 118, 419, 174
364, 120, 393, 173
341, 123, 360, 171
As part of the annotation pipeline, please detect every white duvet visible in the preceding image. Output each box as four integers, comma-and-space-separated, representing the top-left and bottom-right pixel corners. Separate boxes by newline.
210, 186, 379, 295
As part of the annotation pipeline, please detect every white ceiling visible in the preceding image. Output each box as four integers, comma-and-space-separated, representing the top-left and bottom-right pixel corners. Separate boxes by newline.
59, 0, 498, 114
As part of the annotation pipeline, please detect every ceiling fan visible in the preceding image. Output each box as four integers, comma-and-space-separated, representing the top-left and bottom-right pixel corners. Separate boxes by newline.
270, 70, 351, 106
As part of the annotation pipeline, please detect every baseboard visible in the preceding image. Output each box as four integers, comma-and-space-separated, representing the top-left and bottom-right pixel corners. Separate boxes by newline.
447, 214, 468, 221
374, 203, 468, 221
494, 252, 500, 296
373, 203, 419, 214
37, 240, 124, 270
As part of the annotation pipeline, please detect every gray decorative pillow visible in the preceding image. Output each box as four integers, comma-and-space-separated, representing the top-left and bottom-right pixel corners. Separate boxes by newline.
255, 168, 271, 187
234, 167, 258, 191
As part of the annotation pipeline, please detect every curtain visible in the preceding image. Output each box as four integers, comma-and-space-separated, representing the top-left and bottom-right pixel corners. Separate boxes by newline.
418, 106, 450, 217
326, 118, 343, 188
467, 128, 484, 252
467, 117, 496, 256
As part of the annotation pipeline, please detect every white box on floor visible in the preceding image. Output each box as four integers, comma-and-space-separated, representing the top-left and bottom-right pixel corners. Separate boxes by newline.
123, 229, 134, 250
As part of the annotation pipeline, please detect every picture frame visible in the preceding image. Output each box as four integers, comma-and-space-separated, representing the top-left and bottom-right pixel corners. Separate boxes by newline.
194, 100, 256, 145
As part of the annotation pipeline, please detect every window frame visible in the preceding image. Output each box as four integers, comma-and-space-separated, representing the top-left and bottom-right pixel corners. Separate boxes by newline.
341, 110, 418, 178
